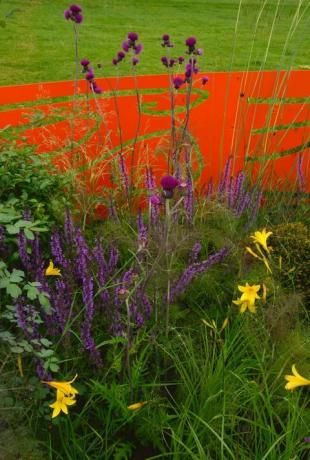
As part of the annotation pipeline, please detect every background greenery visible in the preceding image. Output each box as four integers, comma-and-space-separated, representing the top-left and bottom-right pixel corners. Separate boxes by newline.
0, 0, 309, 85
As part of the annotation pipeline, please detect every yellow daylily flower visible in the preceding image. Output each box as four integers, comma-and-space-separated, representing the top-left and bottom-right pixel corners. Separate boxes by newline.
233, 298, 257, 314
127, 401, 149, 411
284, 364, 310, 391
238, 283, 260, 306
250, 229, 272, 253
49, 389, 76, 418
42, 374, 78, 397
45, 260, 61, 276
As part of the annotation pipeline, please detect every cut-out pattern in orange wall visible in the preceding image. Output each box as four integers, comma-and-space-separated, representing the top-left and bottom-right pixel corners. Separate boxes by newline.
0, 70, 309, 192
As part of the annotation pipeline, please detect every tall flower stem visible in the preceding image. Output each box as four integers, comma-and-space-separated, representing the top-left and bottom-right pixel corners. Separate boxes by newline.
165, 199, 172, 337
129, 66, 142, 209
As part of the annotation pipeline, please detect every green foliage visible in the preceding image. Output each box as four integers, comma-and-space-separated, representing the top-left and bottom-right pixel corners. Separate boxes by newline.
0, 145, 72, 225
271, 222, 310, 305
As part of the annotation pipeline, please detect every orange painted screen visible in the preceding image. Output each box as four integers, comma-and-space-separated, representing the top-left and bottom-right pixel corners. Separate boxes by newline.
0, 70, 309, 192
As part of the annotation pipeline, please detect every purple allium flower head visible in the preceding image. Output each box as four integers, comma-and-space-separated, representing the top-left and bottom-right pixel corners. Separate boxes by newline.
81, 58, 90, 67
134, 43, 143, 54
202, 76, 209, 85
85, 70, 94, 80
128, 32, 138, 42
122, 40, 130, 52
64, 9, 71, 20
162, 34, 170, 41
186, 36, 196, 47
161, 175, 179, 191
112, 58, 118, 66
173, 76, 184, 89
178, 56, 185, 64
70, 4, 82, 13
132, 57, 139, 66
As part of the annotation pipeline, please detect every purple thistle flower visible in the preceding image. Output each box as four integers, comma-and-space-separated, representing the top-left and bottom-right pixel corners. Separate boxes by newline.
186, 36, 196, 47
202, 76, 209, 85
64, 9, 71, 20
162, 34, 170, 41
112, 58, 118, 66
170, 247, 229, 302
178, 56, 185, 64
161, 175, 179, 191
70, 4, 82, 14
122, 40, 130, 52
81, 58, 90, 67
134, 43, 143, 55
169, 58, 176, 67
132, 57, 139, 66
92, 84, 102, 94
185, 36, 197, 53
74, 13, 83, 23
85, 70, 95, 80
173, 76, 184, 89
117, 51, 125, 61
128, 32, 138, 42
161, 56, 169, 67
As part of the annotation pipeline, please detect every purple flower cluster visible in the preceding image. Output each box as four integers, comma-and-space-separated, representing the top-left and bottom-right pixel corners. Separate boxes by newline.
113, 32, 143, 66
64, 4, 83, 24
146, 167, 160, 225
80, 59, 102, 94
137, 209, 148, 252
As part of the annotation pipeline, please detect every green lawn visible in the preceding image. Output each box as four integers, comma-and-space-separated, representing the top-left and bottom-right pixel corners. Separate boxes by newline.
0, 0, 309, 85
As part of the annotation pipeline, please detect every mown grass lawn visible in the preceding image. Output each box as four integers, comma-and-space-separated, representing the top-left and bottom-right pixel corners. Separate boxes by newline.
0, 0, 309, 85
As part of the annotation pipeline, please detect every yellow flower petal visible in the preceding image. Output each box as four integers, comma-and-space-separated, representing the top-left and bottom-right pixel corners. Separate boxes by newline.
42, 374, 78, 396
220, 317, 229, 332
245, 247, 261, 259
45, 260, 62, 276
284, 365, 310, 391
127, 401, 148, 410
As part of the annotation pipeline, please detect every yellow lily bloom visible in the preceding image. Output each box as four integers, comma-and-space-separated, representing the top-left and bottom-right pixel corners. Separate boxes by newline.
250, 229, 272, 253
233, 298, 257, 314
45, 260, 61, 276
49, 389, 76, 418
42, 374, 78, 397
127, 401, 148, 411
284, 364, 310, 391
238, 283, 260, 306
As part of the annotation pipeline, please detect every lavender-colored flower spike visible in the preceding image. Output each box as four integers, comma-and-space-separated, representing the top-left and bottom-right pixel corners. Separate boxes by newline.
119, 154, 129, 197
170, 247, 229, 302
137, 209, 148, 251
218, 155, 233, 195
190, 242, 202, 262
51, 231, 68, 268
